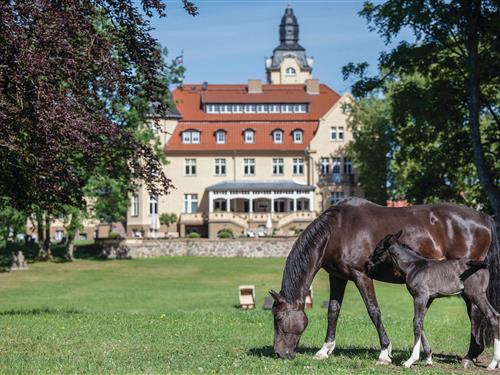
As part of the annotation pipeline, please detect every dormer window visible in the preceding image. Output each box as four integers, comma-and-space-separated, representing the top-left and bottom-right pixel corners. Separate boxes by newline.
244, 129, 255, 143
272, 129, 283, 144
182, 130, 200, 144
292, 129, 303, 143
215, 130, 226, 144
286, 67, 296, 76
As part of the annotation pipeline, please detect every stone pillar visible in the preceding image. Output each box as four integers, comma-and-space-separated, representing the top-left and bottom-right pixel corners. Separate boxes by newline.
226, 198, 231, 212
209, 191, 214, 213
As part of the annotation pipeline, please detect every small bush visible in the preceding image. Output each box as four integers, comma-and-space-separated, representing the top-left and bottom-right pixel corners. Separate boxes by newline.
108, 232, 121, 239
188, 231, 201, 239
294, 228, 304, 236
217, 229, 233, 239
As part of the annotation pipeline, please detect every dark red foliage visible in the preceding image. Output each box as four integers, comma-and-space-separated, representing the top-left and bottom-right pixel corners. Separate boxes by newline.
0, 0, 190, 212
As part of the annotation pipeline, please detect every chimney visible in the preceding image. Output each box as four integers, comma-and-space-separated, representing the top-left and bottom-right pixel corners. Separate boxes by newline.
202, 81, 208, 90
247, 79, 262, 94
305, 79, 320, 95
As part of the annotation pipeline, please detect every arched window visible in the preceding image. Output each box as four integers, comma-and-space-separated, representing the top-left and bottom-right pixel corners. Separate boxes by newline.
243, 129, 255, 143
292, 129, 303, 143
285, 67, 296, 76
215, 130, 226, 144
272, 129, 283, 144
182, 130, 200, 144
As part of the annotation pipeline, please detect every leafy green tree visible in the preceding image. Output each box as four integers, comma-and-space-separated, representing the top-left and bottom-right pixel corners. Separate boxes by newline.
347, 96, 393, 205
0, 1, 195, 219
0, 198, 26, 244
344, 0, 500, 220
160, 213, 178, 228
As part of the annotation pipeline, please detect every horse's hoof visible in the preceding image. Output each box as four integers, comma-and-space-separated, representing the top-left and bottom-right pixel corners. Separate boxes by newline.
376, 359, 391, 365
313, 352, 329, 360
403, 361, 413, 368
461, 359, 474, 369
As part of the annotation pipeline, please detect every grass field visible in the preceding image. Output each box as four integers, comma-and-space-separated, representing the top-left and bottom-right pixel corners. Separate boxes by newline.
0, 256, 492, 374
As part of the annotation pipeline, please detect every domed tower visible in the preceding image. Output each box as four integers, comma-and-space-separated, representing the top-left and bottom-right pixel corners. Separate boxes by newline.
266, 7, 314, 84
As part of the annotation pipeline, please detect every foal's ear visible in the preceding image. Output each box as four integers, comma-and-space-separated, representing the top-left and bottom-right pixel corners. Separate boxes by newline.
269, 289, 285, 304
394, 230, 403, 239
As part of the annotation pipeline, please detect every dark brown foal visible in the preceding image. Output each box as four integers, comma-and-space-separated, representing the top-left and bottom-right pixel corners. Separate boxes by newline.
372, 231, 500, 369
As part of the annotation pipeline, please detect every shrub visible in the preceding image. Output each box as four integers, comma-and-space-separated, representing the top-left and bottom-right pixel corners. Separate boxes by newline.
160, 213, 177, 227
217, 228, 233, 239
188, 231, 201, 239
108, 232, 121, 239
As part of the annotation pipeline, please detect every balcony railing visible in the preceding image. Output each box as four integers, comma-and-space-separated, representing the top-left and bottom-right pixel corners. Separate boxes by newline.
318, 173, 355, 185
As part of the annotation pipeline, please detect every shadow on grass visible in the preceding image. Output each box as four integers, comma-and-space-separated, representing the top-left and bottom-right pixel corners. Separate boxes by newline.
0, 307, 83, 316
248, 345, 462, 365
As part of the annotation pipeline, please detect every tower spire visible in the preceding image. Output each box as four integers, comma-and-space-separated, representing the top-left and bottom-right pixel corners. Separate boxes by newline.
265, 6, 314, 84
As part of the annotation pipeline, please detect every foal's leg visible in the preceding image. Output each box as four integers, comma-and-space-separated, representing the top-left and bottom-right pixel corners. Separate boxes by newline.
421, 298, 434, 365
353, 273, 392, 364
403, 296, 427, 368
462, 296, 485, 367
314, 275, 347, 360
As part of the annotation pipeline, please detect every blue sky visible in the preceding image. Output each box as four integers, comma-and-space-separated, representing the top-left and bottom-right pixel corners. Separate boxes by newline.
149, 0, 392, 94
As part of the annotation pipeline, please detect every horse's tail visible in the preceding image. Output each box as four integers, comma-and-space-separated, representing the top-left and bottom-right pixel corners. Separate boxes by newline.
485, 216, 500, 344
460, 260, 488, 281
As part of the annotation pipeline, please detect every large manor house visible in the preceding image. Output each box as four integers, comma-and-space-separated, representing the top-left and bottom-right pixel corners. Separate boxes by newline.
127, 7, 363, 239
39, 7, 363, 241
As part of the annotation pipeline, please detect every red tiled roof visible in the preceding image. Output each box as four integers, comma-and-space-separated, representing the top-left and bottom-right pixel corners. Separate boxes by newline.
166, 121, 316, 152
171, 83, 340, 122
166, 83, 341, 152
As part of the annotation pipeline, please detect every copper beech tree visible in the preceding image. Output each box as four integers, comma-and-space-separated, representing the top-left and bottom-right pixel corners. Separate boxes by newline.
0, 0, 197, 255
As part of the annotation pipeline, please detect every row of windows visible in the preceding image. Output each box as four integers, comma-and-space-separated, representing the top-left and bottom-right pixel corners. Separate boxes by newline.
320, 157, 353, 175
184, 158, 305, 176
182, 129, 304, 145
131, 194, 199, 216
205, 103, 308, 114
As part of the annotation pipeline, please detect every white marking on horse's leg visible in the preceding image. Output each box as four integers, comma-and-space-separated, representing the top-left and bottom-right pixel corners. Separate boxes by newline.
376, 343, 392, 365
403, 338, 421, 368
313, 341, 335, 360
425, 353, 433, 365
487, 338, 500, 370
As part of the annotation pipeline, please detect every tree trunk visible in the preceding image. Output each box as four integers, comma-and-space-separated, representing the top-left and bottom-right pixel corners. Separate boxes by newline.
39, 213, 52, 260
65, 235, 75, 261
464, 0, 500, 222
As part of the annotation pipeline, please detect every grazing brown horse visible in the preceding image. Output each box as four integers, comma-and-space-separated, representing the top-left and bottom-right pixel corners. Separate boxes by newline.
270, 198, 499, 367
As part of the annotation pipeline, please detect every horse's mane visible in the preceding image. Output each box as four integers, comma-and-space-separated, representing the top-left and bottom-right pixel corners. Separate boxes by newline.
280, 205, 337, 302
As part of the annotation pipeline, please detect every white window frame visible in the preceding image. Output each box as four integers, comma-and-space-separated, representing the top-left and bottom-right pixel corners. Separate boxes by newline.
183, 194, 198, 214
131, 195, 139, 217
214, 158, 226, 176
149, 195, 158, 215
269, 104, 280, 113
338, 126, 344, 141
344, 158, 353, 174
233, 104, 243, 113
243, 158, 255, 176
285, 67, 296, 76
293, 130, 303, 143
330, 127, 337, 141
185, 158, 197, 176
215, 131, 226, 144
320, 157, 330, 175
182, 130, 200, 144
244, 130, 254, 143
272, 158, 284, 176
332, 157, 341, 174
281, 104, 293, 113
244, 104, 256, 113
292, 158, 304, 175
273, 130, 283, 144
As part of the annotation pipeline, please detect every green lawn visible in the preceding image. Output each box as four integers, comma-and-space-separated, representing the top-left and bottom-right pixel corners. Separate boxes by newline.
0, 256, 491, 374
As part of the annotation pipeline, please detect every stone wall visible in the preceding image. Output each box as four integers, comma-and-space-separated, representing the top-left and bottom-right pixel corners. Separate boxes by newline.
97, 237, 297, 259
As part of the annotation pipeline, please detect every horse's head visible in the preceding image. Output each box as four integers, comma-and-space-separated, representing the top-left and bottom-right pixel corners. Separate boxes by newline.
366, 230, 403, 276
269, 289, 308, 359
